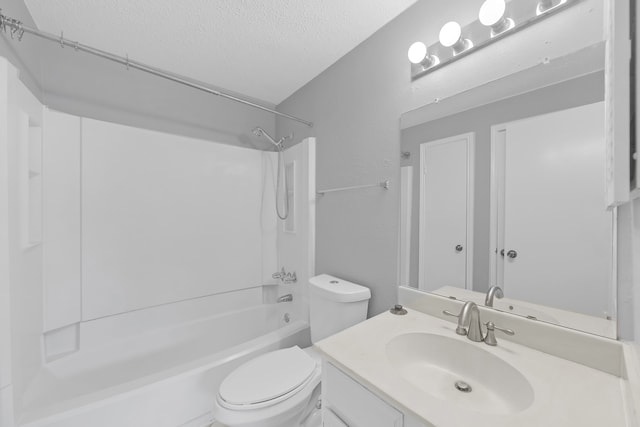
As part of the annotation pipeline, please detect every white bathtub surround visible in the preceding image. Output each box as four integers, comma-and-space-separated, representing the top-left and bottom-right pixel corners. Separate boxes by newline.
80, 117, 269, 319
42, 324, 79, 362
276, 138, 317, 325
0, 58, 46, 426
42, 109, 81, 333
315, 304, 631, 426
19, 304, 309, 427
262, 151, 279, 285
21, 286, 306, 424
39, 108, 283, 331
0, 58, 14, 427
0, 60, 320, 427
0, 82, 11, 417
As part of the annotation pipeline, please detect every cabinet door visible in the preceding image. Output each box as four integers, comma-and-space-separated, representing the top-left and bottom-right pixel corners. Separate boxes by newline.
323, 362, 403, 427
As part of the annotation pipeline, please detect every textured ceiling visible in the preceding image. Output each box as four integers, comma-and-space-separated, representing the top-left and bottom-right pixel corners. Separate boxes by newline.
23, 0, 418, 105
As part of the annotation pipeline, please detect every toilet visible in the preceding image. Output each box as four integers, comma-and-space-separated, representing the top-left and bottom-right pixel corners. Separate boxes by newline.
213, 274, 371, 427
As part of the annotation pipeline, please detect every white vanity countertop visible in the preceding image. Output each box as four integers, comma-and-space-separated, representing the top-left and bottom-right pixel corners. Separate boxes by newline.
315, 309, 628, 427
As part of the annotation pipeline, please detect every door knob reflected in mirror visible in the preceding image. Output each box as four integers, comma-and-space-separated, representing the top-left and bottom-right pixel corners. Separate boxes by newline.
500, 249, 505, 257
507, 250, 518, 259
455, 244, 463, 252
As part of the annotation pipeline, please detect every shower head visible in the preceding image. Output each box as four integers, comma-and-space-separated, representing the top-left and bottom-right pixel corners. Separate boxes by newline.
252, 126, 265, 138
252, 126, 278, 146
251, 126, 291, 151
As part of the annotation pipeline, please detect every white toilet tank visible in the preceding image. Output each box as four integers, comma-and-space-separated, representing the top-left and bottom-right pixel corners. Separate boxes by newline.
308, 274, 371, 343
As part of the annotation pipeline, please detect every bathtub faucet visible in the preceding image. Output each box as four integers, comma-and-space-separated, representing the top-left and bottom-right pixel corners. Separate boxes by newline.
277, 294, 293, 303
272, 267, 297, 284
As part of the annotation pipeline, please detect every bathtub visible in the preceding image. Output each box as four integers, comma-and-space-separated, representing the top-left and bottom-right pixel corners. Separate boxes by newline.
19, 300, 310, 427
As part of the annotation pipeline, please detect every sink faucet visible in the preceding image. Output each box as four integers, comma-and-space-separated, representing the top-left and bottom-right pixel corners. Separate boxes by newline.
443, 301, 484, 342
485, 286, 504, 307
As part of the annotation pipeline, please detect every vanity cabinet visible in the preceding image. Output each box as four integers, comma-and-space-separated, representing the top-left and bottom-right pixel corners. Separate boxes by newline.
322, 361, 427, 427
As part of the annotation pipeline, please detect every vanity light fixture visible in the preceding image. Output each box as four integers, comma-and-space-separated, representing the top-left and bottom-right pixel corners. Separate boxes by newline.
408, 0, 577, 80
536, 0, 568, 16
407, 41, 440, 69
439, 21, 473, 55
479, 0, 514, 37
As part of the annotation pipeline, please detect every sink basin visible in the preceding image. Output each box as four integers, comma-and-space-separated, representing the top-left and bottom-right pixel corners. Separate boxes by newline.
386, 333, 534, 415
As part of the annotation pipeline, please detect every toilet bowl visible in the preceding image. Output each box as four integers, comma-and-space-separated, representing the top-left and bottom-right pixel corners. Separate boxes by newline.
212, 274, 371, 427
213, 346, 322, 427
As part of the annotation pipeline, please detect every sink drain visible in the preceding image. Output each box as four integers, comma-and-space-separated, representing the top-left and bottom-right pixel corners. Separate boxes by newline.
454, 380, 472, 393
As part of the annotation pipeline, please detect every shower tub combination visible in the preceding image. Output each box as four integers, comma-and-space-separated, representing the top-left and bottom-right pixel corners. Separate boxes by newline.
19, 290, 309, 427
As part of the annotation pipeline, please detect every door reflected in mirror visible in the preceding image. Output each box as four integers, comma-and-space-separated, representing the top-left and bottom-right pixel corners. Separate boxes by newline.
399, 46, 616, 338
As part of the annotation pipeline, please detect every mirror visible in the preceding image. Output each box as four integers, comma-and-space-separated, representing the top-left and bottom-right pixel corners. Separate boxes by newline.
398, 43, 617, 338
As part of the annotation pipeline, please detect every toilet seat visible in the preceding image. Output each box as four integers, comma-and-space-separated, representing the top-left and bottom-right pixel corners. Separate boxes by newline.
218, 346, 319, 411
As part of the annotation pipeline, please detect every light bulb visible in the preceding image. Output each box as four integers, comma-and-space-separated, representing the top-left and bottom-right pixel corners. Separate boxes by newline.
439, 21, 462, 48
536, 0, 567, 15
439, 21, 472, 55
479, 0, 514, 36
407, 42, 427, 64
537, 0, 555, 12
479, 0, 506, 26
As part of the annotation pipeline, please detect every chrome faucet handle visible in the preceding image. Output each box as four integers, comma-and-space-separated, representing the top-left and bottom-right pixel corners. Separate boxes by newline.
286, 272, 297, 284
272, 267, 285, 279
483, 321, 515, 346
442, 310, 468, 336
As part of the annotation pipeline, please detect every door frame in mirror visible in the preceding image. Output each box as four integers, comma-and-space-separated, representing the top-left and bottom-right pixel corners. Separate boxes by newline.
417, 132, 475, 292
604, 0, 632, 206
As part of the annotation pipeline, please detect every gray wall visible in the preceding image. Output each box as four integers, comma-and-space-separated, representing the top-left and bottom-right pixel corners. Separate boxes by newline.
401, 71, 604, 293
275, 0, 605, 316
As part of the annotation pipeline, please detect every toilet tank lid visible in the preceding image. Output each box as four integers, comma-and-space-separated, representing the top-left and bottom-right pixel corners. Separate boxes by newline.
309, 274, 371, 302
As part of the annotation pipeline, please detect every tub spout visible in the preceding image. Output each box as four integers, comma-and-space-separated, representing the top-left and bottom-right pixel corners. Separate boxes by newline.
277, 294, 293, 303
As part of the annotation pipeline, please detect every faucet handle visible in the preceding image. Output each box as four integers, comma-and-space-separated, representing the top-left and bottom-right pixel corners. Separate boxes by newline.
484, 321, 515, 346
442, 310, 468, 336
272, 267, 284, 279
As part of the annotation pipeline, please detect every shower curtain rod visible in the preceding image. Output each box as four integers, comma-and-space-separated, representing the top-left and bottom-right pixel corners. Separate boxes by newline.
0, 11, 314, 128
